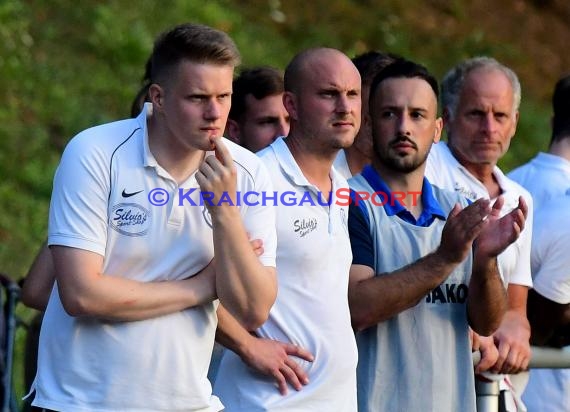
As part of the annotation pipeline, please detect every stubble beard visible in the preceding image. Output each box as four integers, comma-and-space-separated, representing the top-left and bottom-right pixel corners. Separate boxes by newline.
374, 143, 429, 174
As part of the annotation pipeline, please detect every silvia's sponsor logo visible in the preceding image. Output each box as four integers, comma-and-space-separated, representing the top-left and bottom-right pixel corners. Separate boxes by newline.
110, 203, 150, 236
293, 218, 317, 238
453, 182, 478, 201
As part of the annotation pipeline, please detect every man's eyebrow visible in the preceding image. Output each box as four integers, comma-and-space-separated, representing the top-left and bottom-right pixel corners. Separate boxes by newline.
379, 105, 402, 111
318, 87, 340, 93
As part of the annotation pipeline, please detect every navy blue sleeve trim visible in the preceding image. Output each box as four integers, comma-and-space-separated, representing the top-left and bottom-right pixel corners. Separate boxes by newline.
348, 202, 375, 269
108, 127, 140, 202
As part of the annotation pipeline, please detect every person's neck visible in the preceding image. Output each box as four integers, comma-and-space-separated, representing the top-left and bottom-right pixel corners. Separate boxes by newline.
549, 136, 570, 162
285, 134, 335, 194
344, 146, 371, 176
448, 144, 501, 198
371, 158, 425, 218
147, 117, 205, 184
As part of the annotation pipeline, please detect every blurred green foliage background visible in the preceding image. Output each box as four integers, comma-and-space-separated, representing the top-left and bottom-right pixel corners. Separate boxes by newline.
2, 0, 568, 279
1, 0, 568, 403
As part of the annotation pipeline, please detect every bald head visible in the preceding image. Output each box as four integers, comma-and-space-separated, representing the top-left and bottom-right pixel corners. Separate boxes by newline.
282, 47, 361, 153
284, 48, 356, 93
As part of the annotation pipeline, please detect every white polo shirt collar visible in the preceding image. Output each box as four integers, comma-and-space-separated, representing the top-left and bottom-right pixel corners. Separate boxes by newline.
271, 136, 345, 192
271, 137, 314, 188
438, 141, 515, 203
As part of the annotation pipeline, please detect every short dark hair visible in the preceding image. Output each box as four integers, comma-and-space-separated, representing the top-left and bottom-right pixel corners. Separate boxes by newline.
551, 74, 570, 143
130, 56, 152, 117
229, 66, 284, 120
369, 59, 439, 112
352, 51, 399, 85
149, 23, 240, 85
130, 83, 151, 117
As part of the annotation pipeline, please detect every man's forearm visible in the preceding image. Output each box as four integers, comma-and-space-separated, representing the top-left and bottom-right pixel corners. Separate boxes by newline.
53, 246, 217, 321
22, 242, 55, 311
528, 289, 570, 346
501, 284, 531, 344
215, 304, 256, 357
212, 208, 276, 329
468, 256, 507, 336
350, 251, 460, 331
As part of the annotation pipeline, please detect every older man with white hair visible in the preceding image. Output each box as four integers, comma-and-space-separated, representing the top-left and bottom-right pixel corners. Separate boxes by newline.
425, 56, 533, 412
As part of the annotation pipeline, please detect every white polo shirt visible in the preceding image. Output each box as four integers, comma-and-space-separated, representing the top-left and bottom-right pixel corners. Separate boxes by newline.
521, 195, 570, 412
425, 142, 533, 288
333, 149, 353, 180
508, 152, 570, 411
214, 137, 358, 411
36, 104, 277, 412
508, 152, 570, 211
529, 195, 570, 304
509, 153, 570, 302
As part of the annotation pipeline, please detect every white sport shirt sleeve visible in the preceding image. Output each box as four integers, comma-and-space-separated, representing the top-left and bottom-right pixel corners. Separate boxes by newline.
233, 149, 277, 269
48, 132, 109, 256
505, 190, 533, 287
532, 209, 570, 304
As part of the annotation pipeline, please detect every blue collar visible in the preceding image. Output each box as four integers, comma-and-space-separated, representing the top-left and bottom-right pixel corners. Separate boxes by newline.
360, 165, 446, 226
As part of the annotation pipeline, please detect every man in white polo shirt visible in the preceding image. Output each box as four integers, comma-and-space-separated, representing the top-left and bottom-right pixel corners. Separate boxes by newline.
509, 74, 570, 412
509, 74, 570, 208
519, 195, 570, 412
32, 23, 277, 412
214, 47, 361, 411
425, 57, 533, 411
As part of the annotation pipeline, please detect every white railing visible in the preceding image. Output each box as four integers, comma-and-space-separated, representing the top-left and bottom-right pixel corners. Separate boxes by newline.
475, 346, 570, 412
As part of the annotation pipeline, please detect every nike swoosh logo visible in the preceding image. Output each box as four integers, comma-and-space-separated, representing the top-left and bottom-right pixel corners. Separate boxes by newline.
122, 189, 143, 198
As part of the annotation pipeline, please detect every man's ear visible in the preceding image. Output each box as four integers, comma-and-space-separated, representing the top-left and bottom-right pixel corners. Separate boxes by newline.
434, 117, 444, 144
510, 110, 520, 139
225, 119, 241, 144
148, 84, 163, 111
440, 107, 454, 142
283, 92, 298, 121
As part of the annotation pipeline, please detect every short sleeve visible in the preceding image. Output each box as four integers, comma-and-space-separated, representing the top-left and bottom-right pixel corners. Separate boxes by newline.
48, 133, 110, 256
238, 158, 277, 268
499, 189, 534, 288
532, 224, 570, 305
348, 201, 374, 269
